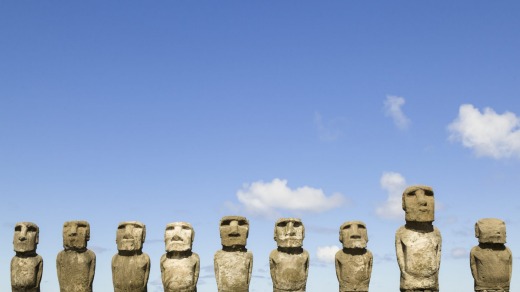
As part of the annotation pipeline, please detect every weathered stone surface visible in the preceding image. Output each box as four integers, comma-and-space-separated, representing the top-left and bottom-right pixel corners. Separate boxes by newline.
395, 185, 442, 292
335, 221, 372, 292
214, 216, 253, 292
112, 221, 150, 292
161, 222, 199, 292
11, 222, 43, 292
57, 220, 96, 292
470, 218, 512, 292
270, 218, 309, 292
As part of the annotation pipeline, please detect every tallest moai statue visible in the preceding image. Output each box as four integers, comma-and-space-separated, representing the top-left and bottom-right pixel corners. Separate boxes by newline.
395, 185, 442, 292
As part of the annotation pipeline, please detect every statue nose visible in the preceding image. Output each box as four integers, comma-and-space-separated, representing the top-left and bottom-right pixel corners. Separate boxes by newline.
229, 221, 240, 235
285, 222, 296, 235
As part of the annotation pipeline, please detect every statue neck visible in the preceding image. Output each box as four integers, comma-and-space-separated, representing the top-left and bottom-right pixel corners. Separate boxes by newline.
405, 221, 434, 232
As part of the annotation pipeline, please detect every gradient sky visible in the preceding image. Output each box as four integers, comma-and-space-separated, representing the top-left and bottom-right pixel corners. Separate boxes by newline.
2, 1, 520, 291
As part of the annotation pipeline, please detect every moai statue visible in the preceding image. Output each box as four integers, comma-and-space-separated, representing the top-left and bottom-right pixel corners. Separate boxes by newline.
56, 220, 96, 292
335, 221, 373, 292
214, 216, 253, 292
395, 185, 442, 292
470, 218, 512, 292
160, 222, 200, 292
11, 222, 43, 292
112, 221, 150, 292
269, 218, 309, 292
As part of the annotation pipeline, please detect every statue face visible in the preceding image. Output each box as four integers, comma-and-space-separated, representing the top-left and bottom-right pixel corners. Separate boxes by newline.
63, 221, 90, 250
220, 216, 249, 247
402, 186, 435, 222
116, 221, 145, 252
274, 218, 304, 248
164, 222, 194, 252
13, 222, 39, 253
476, 218, 506, 244
340, 221, 368, 249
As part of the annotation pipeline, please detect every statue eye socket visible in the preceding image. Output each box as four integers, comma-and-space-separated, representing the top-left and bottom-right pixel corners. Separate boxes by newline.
358, 225, 366, 229
117, 225, 125, 230
292, 222, 301, 228
343, 225, 351, 229
27, 226, 37, 232
221, 220, 231, 226
277, 222, 287, 227
182, 226, 191, 230
14, 226, 21, 231
238, 220, 248, 226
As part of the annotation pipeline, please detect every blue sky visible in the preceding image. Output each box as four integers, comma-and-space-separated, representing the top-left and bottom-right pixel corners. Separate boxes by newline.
1, 1, 520, 291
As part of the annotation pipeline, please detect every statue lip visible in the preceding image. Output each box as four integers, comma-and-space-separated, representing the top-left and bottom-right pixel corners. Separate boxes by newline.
228, 233, 241, 237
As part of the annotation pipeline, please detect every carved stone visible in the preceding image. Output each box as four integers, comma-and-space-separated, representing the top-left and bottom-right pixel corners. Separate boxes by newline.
269, 218, 309, 292
112, 221, 150, 292
470, 218, 512, 292
214, 216, 253, 292
395, 185, 442, 292
57, 220, 96, 292
335, 221, 373, 292
11, 222, 43, 292
160, 222, 199, 292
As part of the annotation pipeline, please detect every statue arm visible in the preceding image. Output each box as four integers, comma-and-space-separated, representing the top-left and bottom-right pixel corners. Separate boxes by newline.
335, 252, 341, 282
508, 247, 513, 281
56, 252, 62, 284
368, 251, 373, 279
436, 230, 442, 268
88, 251, 96, 287
36, 256, 44, 288
395, 231, 408, 279
214, 253, 220, 288
469, 248, 477, 281
160, 254, 166, 285
304, 250, 310, 280
143, 254, 151, 289
248, 252, 253, 285
269, 252, 277, 287
193, 253, 200, 286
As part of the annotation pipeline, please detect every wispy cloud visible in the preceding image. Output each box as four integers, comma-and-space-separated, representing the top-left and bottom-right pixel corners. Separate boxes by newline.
375, 172, 406, 220
235, 178, 346, 218
448, 104, 520, 159
314, 112, 344, 141
384, 95, 410, 130
316, 245, 340, 264
451, 247, 468, 259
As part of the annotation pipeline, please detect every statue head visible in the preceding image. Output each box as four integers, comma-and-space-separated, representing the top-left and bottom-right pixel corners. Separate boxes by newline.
402, 185, 435, 222
339, 221, 368, 249
475, 218, 506, 244
116, 221, 146, 252
219, 215, 249, 247
164, 222, 195, 252
63, 220, 90, 250
13, 222, 39, 253
274, 218, 304, 248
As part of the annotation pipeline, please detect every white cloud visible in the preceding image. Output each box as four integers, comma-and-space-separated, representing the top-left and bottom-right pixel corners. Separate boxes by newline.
451, 247, 468, 259
316, 245, 341, 263
384, 95, 410, 130
236, 178, 346, 218
314, 112, 344, 142
376, 172, 406, 220
448, 104, 520, 159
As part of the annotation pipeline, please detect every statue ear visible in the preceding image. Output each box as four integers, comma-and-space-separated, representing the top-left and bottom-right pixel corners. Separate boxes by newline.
191, 227, 195, 244
142, 226, 146, 243
474, 222, 480, 239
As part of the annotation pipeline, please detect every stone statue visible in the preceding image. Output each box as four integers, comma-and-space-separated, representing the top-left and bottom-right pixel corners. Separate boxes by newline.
11, 222, 43, 292
57, 220, 96, 292
335, 221, 373, 292
112, 221, 150, 292
395, 185, 442, 292
269, 218, 309, 292
470, 218, 512, 292
214, 216, 253, 292
160, 222, 199, 292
